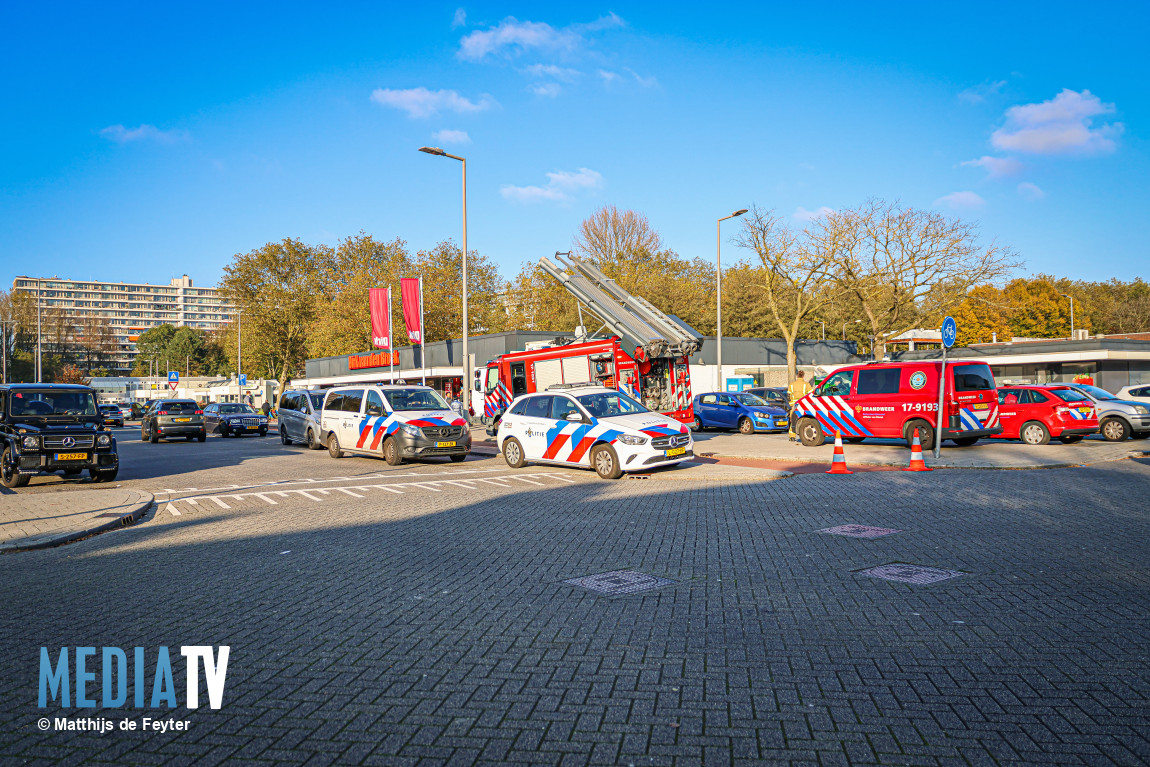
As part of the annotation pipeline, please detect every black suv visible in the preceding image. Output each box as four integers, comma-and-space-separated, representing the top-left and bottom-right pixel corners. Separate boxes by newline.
0, 383, 120, 488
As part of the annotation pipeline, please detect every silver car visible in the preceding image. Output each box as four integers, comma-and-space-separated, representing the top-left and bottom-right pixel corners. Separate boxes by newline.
1056, 384, 1150, 441
1116, 384, 1150, 405
278, 390, 326, 449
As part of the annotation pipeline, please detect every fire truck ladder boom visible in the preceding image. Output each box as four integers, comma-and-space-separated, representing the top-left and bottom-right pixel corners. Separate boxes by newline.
538, 254, 703, 358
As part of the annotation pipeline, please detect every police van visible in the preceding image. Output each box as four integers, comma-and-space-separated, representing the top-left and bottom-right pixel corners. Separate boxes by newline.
791, 360, 1002, 448
320, 385, 471, 464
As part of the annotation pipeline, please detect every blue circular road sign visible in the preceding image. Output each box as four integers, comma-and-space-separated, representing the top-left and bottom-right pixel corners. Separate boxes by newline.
941, 316, 957, 348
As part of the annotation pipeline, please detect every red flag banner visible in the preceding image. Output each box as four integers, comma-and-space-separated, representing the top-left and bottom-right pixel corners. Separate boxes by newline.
400, 278, 422, 344
369, 288, 391, 349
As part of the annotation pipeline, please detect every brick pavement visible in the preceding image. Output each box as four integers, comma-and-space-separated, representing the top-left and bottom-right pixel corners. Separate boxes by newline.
0, 486, 153, 551
0, 455, 1147, 765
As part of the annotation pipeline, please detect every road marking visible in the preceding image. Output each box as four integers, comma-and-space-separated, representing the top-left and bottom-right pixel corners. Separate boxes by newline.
298, 491, 324, 501
255, 493, 278, 505
336, 488, 364, 498
166, 504, 181, 516
186, 498, 199, 506
151, 466, 511, 497
509, 476, 545, 486
210, 497, 230, 509
374, 485, 405, 495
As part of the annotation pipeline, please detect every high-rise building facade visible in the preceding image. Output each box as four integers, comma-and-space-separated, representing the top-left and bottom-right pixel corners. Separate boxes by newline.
10, 274, 233, 372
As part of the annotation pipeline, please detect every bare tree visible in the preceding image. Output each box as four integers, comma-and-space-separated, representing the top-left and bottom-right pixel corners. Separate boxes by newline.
734, 207, 841, 382
573, 205, 663, 267
814, 199, 1020, 359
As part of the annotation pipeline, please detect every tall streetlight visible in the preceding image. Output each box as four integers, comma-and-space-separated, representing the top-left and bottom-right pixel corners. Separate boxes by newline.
419, 146, 470, 418
843, 318, 861, 340
1060, 293, 1075, 339
716, 209, 748, 391
818, 320, 825, 341
36, 278, 42, 381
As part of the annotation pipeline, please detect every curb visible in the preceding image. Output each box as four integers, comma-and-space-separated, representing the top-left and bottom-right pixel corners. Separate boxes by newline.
696, 449, 1150, 471
0, 491, 155, 554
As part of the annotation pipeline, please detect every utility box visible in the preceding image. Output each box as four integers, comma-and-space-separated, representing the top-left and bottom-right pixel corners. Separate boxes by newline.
725, 376, 754, 392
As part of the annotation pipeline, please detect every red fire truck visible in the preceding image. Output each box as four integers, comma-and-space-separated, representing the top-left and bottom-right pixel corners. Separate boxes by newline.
478, 337, 694, 423
476, 254, 703, 424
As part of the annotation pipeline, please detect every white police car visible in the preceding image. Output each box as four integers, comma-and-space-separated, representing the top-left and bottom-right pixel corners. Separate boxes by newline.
497, 385, 693, 479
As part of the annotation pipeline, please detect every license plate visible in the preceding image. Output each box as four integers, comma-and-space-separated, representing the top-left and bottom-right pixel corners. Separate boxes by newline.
973, 403, 989, 410
1078, 406, 1092, 414
776, 420, 788, 426
174, 417, 191, 422
56, 452, 87, 461
664, 447, 686, 457
436, 441, 457, 448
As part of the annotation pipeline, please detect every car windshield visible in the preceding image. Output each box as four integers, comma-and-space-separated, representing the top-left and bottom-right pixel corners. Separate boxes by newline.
308, 393, 326, 410
382, 388, 451, 411
735, 393, 768, 406
1050, 389, 1090, 403
219, 404, 257, 415
576, 391, 648, 418
9, 389, 98, 417
1069, 384, 1117, 401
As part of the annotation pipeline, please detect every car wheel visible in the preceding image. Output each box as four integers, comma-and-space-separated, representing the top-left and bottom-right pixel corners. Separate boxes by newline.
502, 438, 526, 468
220, 425, 230, 438
90, 467, 118, 482
149, 429, 159, 444
306, 428, 321, 450
1100, 417, 1129, 442
328, 434, 343, 459
1, 447, 29, 489
692, 416, 704, 432
952, 436, 979, 447
449, 454, 467, 463
904, 420, 935, 450
797, 417, 825, 447
259, 428, 267, 437
382, 437, 402, 466
1058, 435, 1084, 444
1020, 421, 1051, 446
591, 444, 623, 479
140, 427, 148, 442
738, 417, 755, 435
280, 426, 291, 445
197, 433, 206, 442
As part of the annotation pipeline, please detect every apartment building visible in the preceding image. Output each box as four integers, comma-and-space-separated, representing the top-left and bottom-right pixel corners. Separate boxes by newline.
10, 274, 233, 372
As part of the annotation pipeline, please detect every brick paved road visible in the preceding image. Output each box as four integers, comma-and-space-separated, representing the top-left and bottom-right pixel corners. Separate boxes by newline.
1, 446, 1147, 765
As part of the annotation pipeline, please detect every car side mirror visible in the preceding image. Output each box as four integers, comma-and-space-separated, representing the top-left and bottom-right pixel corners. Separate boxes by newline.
565, 412, 582, 422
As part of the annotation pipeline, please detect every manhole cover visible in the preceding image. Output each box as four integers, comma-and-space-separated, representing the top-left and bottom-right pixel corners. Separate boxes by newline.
858, 563, 964, 585
564, 570, 674, 595
820, 524, 901, 539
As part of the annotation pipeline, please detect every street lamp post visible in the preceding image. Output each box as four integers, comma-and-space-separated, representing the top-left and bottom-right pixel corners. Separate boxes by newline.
1060, 293, 1075, 338
716, 209, 748, 392
843, 319, 861, 340
419, 146, 470, 418
36, 278, 42, 381
237, 309, 242, 376
818, 320, 825, 341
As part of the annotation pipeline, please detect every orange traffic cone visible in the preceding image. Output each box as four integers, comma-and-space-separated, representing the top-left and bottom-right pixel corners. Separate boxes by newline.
904, 428, 933, 472
826, 431, 853, 474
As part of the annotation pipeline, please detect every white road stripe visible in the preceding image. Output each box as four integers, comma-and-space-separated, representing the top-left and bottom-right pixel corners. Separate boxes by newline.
298, 491, 323, 501
186, 498, 199, 505
336, 488, 364, 498
373, 485, 404, 494
544, 474, 577, 483
509, 476, 545, 486
167, 504, 181, 516
255, 493, 278, 505
210, 497, 230, 509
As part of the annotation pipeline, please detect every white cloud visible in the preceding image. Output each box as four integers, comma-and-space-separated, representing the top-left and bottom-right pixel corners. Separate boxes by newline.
598, 69, 619, 84
933, 191, 985, 209
1017, 182, 1046, 201
451, 7, 466, 28
501, 167, 603, 203
793, 206, 835, 222
370, 87, 495, 118
960, 155, 1023, 178
991, 89, 1122, 155
458, 13, 623, 60
99, 124, 188, 144
529, 82, 562, 98
958, 79, 1007, 105
522, 63, 580, 82
432, 129, 471, 145
625, 68, 658, 88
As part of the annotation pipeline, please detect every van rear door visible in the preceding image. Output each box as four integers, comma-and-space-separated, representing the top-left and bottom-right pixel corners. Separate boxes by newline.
950, 363, 998, 430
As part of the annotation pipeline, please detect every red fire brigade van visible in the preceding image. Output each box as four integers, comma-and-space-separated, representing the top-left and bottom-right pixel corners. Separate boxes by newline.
478, 337, 694, 424
792, 360, 1002, 448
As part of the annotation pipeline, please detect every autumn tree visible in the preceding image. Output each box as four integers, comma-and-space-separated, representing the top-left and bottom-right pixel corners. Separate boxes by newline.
219, 238, 328, 392
733, 207, 842, 381
816, 199, 1019, 359
947, 285, 1013, 345
1003, 278, 1076, 338
307, 233, 413, 358
414, 240, 509, 343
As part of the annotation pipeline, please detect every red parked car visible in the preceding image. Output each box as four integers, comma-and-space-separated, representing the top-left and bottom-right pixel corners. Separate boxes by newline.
992, 385, 1098, 445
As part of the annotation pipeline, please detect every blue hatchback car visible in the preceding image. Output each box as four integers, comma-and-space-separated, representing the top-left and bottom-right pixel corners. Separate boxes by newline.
691, 392, 789, 434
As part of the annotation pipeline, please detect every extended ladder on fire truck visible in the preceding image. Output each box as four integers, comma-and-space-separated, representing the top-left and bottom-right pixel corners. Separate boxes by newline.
536, 254, 704, 359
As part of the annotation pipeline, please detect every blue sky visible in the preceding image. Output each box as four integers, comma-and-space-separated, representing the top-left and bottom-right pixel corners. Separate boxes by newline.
2, 2, 1146, 290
